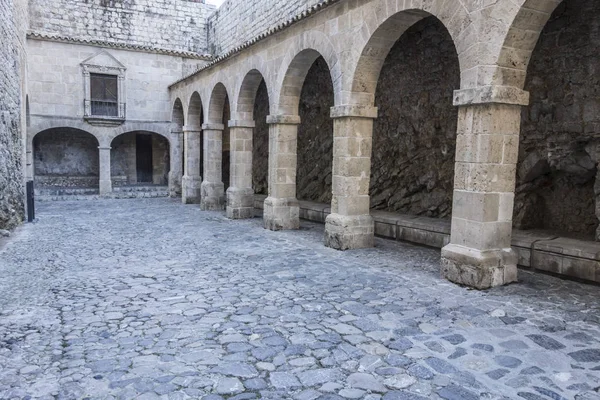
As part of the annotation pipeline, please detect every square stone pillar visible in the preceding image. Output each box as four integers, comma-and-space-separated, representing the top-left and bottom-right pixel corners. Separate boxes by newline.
169, 130, 184, 198
182, 127, 202, 204
98, 146, 112, 196
325, 106, 377, 250
201, 123, 225, 211
441, 86, 530, 289
227, 120, 255, 219
264, 115, 300, 231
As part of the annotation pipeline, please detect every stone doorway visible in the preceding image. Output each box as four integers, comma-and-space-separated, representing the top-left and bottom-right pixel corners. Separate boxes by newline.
135, 133, 153, 183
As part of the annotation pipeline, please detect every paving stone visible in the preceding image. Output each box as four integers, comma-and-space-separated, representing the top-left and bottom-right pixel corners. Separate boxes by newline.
526, 335, 566, 350
347, 372, 388, 392
494, 355, 523, 369
215, 377, 244, 395
269, 372, 301, 389
568, 349, 600, 363
437, 384, 479, 400
0, 199, 599, 400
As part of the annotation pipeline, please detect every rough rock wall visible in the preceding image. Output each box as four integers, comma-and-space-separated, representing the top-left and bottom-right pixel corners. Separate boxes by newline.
207, 0, 322, 55
222, 97, 231, 190
29, 0, 215, 54
252, 80, 269, 195
515, 0, 600, 239
33, 129, 100, 178
297, 57, 334, 204
0, 0, 27, 229
370, 17, 459, 218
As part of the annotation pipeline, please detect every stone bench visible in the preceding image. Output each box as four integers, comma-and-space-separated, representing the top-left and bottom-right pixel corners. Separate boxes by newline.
253, 195, 600, 283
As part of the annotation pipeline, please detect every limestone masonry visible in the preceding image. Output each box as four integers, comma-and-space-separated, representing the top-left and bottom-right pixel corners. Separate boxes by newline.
2, 0, 600, 290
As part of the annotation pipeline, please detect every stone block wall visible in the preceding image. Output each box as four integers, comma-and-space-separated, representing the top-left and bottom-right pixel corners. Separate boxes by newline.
29, 0, 215, 54
515, 0, 600, 240
207, 0, 322, 55
33, 129, 100, 182
0, 0, 28, 230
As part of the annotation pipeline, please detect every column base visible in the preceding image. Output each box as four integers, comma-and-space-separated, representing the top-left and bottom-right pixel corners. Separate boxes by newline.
263, 197, 299, 231
169, 171, 182, 198
201, 181, 225, 211
440, 244, 518, 289
99, 180, 112, 196
226, 187, 255, 219
182, 175, 202, 204
324, 213, 374, 250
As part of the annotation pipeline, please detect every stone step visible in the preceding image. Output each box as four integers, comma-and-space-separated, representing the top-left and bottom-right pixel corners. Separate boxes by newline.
36, 187, 169, 201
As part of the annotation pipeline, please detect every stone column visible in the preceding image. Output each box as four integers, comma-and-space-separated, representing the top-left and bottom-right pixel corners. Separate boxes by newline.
264, 115, 300, 230
181, 126, 202, 204
169, 131, 184, 198
201, 123, 225, 211
226, 119, 255, 219
98, 146, 112, 196
325, 106, 377, 250
441, 86, 529, 289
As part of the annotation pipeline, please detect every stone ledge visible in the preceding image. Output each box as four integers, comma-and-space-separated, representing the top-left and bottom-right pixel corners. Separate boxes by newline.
253, 195, 600, 284
453, 86, 530, 107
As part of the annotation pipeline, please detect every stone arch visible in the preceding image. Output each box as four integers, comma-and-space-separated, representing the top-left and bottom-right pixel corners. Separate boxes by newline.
32, 127, 101, 189
513, 0, 600, 240
496, 0, 564, 89
274, 30, 340, 115
110, 130, 171, 186
29, 119, 102, 146
236, 69, 270, 120
187, 92, 203, 130
172, 98, 185, 128
350, 8, 462, 106
207, 83, 230, 124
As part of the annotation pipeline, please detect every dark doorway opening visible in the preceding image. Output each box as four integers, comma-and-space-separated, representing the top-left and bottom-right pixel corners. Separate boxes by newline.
136, 134, 153, 183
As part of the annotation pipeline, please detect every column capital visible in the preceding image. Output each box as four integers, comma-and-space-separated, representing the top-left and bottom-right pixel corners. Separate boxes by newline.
266, 115, 301, 125
228, 120, 256, 128
330, 105, 378, 119
182, 125, 202, 132
453, 86, 530, 107
202, 123, 225, 131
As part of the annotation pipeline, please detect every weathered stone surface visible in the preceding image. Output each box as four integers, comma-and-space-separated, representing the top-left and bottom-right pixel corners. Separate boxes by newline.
516, 0, 600, 239
0, 0, 26, 231
30, 0, 214, 54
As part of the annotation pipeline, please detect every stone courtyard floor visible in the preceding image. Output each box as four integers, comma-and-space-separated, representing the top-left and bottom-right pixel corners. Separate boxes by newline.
1, 199, 600, 400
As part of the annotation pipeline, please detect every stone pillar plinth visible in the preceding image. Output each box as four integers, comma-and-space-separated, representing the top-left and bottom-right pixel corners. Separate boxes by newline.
169, 130, 184, 198
325, 105, 377, 250
201, 123, 225, 211
182, 127, 202, 204
441, 86, 530, 289
264, 115, 300, 231
226, 120, 255, 219
98, 146, 112, 196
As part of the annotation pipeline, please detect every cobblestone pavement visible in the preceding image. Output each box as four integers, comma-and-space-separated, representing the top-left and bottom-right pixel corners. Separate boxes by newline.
1, 199, 600, 400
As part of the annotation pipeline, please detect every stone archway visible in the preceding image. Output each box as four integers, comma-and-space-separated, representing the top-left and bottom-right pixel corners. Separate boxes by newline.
32, 127, 100, 192
514, 0, 600, 240
201, 83, 231, 211
369, 16, 460, 221
110, 131, 170, 187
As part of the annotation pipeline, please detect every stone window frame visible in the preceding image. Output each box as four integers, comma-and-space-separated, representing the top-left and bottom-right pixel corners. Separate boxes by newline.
81, 54, 126, 125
